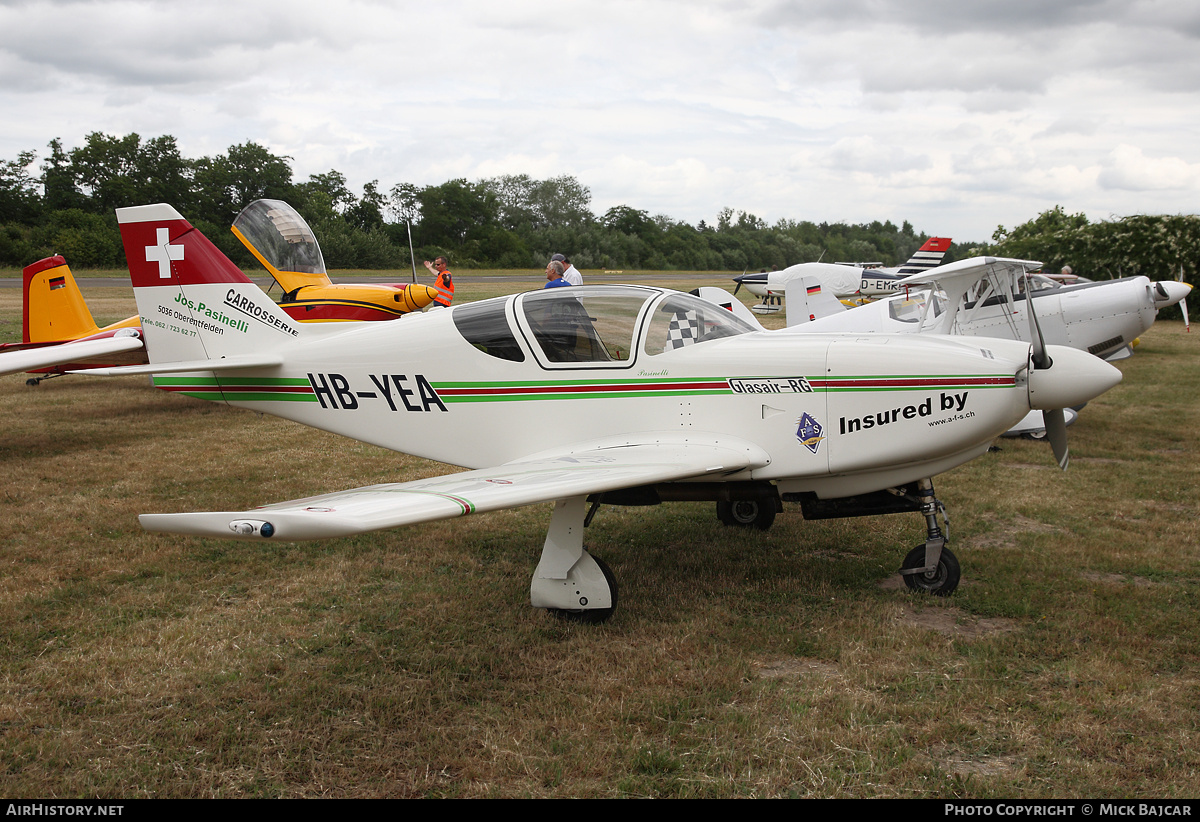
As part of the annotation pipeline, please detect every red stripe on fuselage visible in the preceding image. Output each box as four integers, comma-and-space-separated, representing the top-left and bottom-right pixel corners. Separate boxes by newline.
279, 303, 405, 322
436, 381, 726, 396
811, 376, 1014, 389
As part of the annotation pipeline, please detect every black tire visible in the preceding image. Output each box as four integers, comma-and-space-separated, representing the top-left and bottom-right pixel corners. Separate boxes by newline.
551, 554, 619, 624
901, 544, 961, 596
716, 499, 776, 530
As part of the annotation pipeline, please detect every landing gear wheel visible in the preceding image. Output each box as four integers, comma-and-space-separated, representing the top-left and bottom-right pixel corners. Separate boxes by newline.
716, 499, 776, 530
901, 544, 960, 597
550, 555, 619, 624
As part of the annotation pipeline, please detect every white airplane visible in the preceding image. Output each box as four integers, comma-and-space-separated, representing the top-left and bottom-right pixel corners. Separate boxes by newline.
778, 257, 1192, 361
82, 205, 1121, 622
733, 237, 952, 309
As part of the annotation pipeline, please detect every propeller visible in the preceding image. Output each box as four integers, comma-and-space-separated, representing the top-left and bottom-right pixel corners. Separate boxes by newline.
1180, 265, 1190, 332
1024, 271, 1069, 469
1020, 269, 1123, 468
732, 268, 748, 296
1152, 270, 1191, 331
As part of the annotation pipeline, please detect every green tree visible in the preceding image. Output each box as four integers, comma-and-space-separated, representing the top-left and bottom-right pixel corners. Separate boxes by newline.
41, 139, 83, 212
68, 132, 192, 214
193, 141, 294, 226
416, 178, 500, 252
300, 170, 355, 214
388, 182, 421, 224
345, 180, 386, 231
0, 150, 41, 224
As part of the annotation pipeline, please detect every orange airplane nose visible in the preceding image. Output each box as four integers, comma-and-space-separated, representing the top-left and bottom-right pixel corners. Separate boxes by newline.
394, 284, 439, 312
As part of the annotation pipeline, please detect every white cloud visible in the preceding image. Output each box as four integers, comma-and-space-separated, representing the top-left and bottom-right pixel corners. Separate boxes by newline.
1098, 144, 1200, 191
0, 0, 1198, 241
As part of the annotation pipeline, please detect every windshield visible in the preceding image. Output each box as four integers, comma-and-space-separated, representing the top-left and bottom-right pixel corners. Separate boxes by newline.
888, 292, 944, 324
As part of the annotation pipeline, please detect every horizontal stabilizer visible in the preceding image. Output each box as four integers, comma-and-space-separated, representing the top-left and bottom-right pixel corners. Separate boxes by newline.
140, 436, 769, 541
72, 353, 283, 377
1, 335, 144, 378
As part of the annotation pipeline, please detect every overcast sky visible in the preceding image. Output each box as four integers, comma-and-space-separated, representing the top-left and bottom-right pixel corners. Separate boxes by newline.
2, 0, 1198, 243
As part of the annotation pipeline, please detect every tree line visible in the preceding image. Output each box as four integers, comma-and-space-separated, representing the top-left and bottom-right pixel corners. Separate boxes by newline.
0, 132, 956, 271
1, 132, 1196, 322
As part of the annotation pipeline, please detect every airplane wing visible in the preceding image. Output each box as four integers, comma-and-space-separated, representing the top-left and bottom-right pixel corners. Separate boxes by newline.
0, 335, 144, 378
890, 256, 1044, 336
896, 256, 1043, 289
140, 436, 771, 541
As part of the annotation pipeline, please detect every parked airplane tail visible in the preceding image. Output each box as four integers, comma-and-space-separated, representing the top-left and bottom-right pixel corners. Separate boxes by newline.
896, 237, 952, 275
117, 203, 308, 365
783, 277, 848, 327
22, 256, 101, 344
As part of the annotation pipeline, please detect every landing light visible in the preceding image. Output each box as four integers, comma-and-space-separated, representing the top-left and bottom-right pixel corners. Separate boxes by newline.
229, 520, 275, 537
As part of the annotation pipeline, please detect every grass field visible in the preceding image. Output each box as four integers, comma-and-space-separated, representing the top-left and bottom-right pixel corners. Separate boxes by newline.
0, 275, 1197, 797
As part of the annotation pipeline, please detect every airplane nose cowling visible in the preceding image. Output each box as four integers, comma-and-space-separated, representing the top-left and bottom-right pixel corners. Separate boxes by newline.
1027, 345, 1123, 410
1153, 280, 1192, 309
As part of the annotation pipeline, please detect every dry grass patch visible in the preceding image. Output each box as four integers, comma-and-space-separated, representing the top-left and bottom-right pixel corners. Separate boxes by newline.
925, 746, 1021, 777
753, 658, 841, 680
895, 605, 1021, 639
967, 514, 1068, 550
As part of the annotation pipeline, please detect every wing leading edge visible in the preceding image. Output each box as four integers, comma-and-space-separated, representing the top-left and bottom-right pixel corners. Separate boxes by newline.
140, 436, 770, 541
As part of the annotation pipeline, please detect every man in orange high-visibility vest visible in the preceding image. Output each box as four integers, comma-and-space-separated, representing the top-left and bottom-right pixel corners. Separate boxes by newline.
423, 256, 455, 308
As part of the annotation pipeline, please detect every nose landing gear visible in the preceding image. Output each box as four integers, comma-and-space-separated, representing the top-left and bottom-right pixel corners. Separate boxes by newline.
897, 478, 959, 596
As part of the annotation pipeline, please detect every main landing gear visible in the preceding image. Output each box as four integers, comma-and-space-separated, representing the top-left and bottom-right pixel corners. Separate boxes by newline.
896, 478, 960, 596
716, 499, 777, 530
530, 496, 618, 623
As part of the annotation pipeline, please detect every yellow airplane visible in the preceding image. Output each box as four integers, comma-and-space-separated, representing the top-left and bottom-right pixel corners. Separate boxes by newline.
1, 200, 439, 382
231, 199, 439, 322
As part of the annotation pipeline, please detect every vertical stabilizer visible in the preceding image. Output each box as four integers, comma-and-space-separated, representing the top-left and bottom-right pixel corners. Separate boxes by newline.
785, 277, 848, 327
117, 204, 305, 364
897, 237, 952, 275
22, 256, 99, 343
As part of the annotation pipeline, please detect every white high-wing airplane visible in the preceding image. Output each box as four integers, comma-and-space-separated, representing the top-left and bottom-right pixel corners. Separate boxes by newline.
779, 257, 1192, 361
84, 205, 1121, 622
733, 237, 952, 307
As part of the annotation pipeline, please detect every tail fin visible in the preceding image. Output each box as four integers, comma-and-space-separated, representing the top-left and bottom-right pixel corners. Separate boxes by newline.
22, 256, 100, 344
897, 237, 952, 275
784, 277, 847, 327
117, 203, 305, 364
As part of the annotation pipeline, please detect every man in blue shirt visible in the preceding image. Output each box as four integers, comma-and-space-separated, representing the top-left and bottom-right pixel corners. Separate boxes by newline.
543, 261, 571, 288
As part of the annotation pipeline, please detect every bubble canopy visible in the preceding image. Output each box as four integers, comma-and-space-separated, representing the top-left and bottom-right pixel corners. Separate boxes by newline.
454, 286, 756, 367
232, 199, 327, 285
